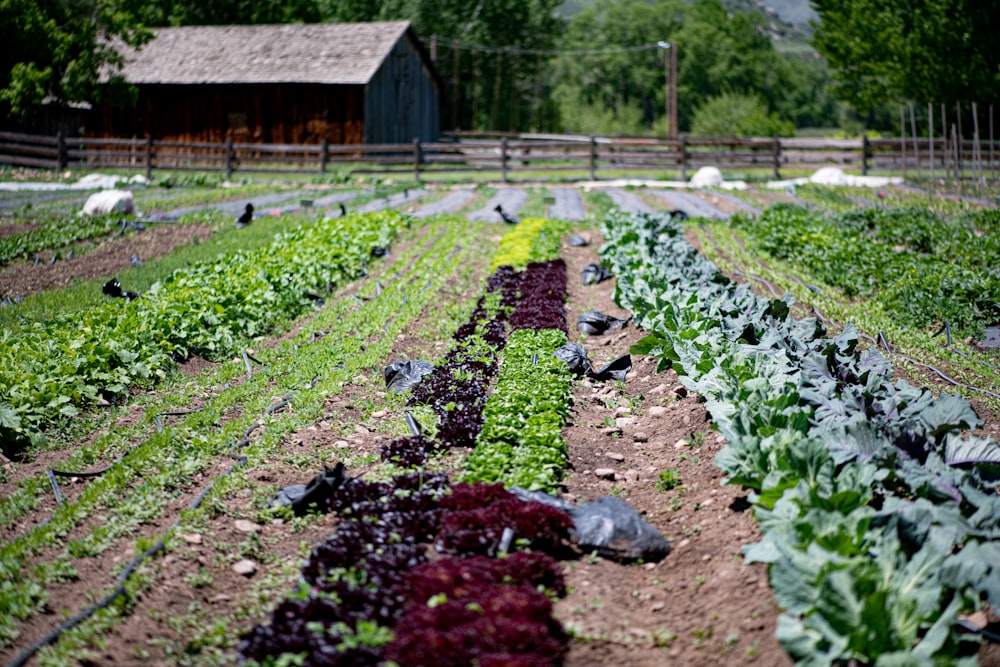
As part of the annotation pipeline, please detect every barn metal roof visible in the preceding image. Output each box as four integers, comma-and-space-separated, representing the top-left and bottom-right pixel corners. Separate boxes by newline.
109, 21, 415, 85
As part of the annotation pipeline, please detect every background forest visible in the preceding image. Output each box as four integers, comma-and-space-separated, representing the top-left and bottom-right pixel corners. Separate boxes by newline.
1, 0, 998, 138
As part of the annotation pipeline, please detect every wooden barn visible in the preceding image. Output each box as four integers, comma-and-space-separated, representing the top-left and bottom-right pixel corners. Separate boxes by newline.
91, 21, 441, 145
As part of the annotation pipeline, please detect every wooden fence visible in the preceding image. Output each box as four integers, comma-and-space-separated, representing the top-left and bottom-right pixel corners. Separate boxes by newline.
1, 130, 998, 183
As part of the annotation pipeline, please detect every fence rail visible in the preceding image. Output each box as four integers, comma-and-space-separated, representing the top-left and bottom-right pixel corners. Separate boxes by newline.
1, 130, 997, 183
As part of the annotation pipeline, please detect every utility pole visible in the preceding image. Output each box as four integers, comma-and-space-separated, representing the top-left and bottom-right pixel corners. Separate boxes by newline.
658, 41, 678, 139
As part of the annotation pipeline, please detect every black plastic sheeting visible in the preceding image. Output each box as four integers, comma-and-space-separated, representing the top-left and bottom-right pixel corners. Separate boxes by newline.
581, 263, 614, 285
510, 487, 671, 563
271, 462, 351, 516
553, 342, 631, 382
384, 359, 435, 392
577, 310, 630, 336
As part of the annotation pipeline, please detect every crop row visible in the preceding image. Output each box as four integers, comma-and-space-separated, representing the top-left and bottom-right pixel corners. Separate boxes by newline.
238, 217, 578, 664
0, 213, 155, 267
0, 216, 489, 658
602, 209, 1000, 665
0, 210, 405, 449
733, 204, 1000, 338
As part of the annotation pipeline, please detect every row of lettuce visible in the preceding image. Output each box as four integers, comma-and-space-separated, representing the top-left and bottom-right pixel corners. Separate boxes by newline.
239, 216, 579, 665
603, 209, 1000, 665
0, 214, 490, 653
0, 210, 404, 450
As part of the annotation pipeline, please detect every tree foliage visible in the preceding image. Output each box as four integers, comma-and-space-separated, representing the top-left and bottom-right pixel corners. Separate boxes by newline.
810, 0, 1000, 109
0, 0, 151, 117
122, 0, 321, 26
690, 92, 795, 137
552, 0, 825, 134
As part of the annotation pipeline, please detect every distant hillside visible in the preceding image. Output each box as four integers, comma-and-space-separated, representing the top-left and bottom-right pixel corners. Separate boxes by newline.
556, 0, 817, 54
557, 0, 816, 30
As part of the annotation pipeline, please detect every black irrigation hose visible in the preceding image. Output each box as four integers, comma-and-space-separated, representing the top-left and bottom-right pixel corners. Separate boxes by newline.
879, 333, 1000, 400
956, 619, 1000, 644
936, 322, 1000, 374
404, 413, 421, 437
895, 354, 1000, 400
783, 272, 825, 297
45, 470, 63, 505
34, 340, 269, 535
8, 381, 316, 667
878, 332, 893, 355
749, 274, 780, 297
154, 408, 203, 433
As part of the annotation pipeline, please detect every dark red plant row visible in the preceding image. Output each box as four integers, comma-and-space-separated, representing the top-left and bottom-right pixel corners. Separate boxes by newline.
239, 476, 572, 666
241, 259, 575, 666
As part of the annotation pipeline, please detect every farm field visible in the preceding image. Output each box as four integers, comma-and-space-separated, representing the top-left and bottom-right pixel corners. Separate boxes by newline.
1, 174, 999, 667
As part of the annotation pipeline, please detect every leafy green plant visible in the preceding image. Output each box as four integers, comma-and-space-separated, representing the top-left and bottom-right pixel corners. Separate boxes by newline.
655, 468, 681, 491
602, 208, 1000, 664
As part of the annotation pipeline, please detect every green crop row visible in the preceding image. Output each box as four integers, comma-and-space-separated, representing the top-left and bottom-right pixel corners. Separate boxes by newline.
463, 327, 573, 492
733, 204, 1000, 338
603, 209, 1000, 666
490, 216, 573, 271
0, 211, 405, 450
0, 217, 487, 655
0, 212, 148, 266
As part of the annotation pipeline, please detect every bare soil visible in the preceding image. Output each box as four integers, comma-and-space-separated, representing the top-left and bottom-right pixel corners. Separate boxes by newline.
2, 187, 998, 666
0, 222, 212, 298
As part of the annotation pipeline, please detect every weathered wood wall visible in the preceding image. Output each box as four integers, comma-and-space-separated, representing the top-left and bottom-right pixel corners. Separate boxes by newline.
364, 33, 440, 144
90, 84, 365, 144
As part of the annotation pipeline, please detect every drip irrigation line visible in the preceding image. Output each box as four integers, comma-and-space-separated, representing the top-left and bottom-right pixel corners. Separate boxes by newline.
936, 322, 1000, 373
783, 272, 825, 297
749, 274, 780, 297
155, 408, 203, 433
405, 413, 421, 437
878, 332, 893, 355
956, 619, 1000, 644
45, 470, 63, 505
879, 333, 1000, 399
895, 353, 1000, 400
10, 224, 453, 662
7, 380, 317, 667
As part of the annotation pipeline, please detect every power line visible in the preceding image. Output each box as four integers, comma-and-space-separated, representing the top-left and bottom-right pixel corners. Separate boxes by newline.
433, 37, 663, 57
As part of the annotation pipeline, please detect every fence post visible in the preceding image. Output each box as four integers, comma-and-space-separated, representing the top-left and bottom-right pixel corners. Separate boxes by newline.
413, 138, 421, 183
56, 131, 66, 170
680, 135, 688, 181
862, 133, 869, 176
589, 136, 597, 181
500, 136, 508, 183
145, 134, 153, 181
225, 136, 234, 179
320, 138, 328, 174
772, 135, 781, 179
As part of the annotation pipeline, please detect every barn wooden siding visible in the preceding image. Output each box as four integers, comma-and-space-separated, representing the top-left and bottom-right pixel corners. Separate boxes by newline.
93, 84, 365, 144
364, 33, 440, 144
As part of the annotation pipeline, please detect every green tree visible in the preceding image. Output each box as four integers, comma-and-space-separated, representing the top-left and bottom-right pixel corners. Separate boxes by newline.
553, 0, 820, 135
0, 0, 151, 118
551, 0, 683, 134
810, 0, 1000, 110
690, 92, 795, 136
121, 0, 321, 26
374, 0, 566, 131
